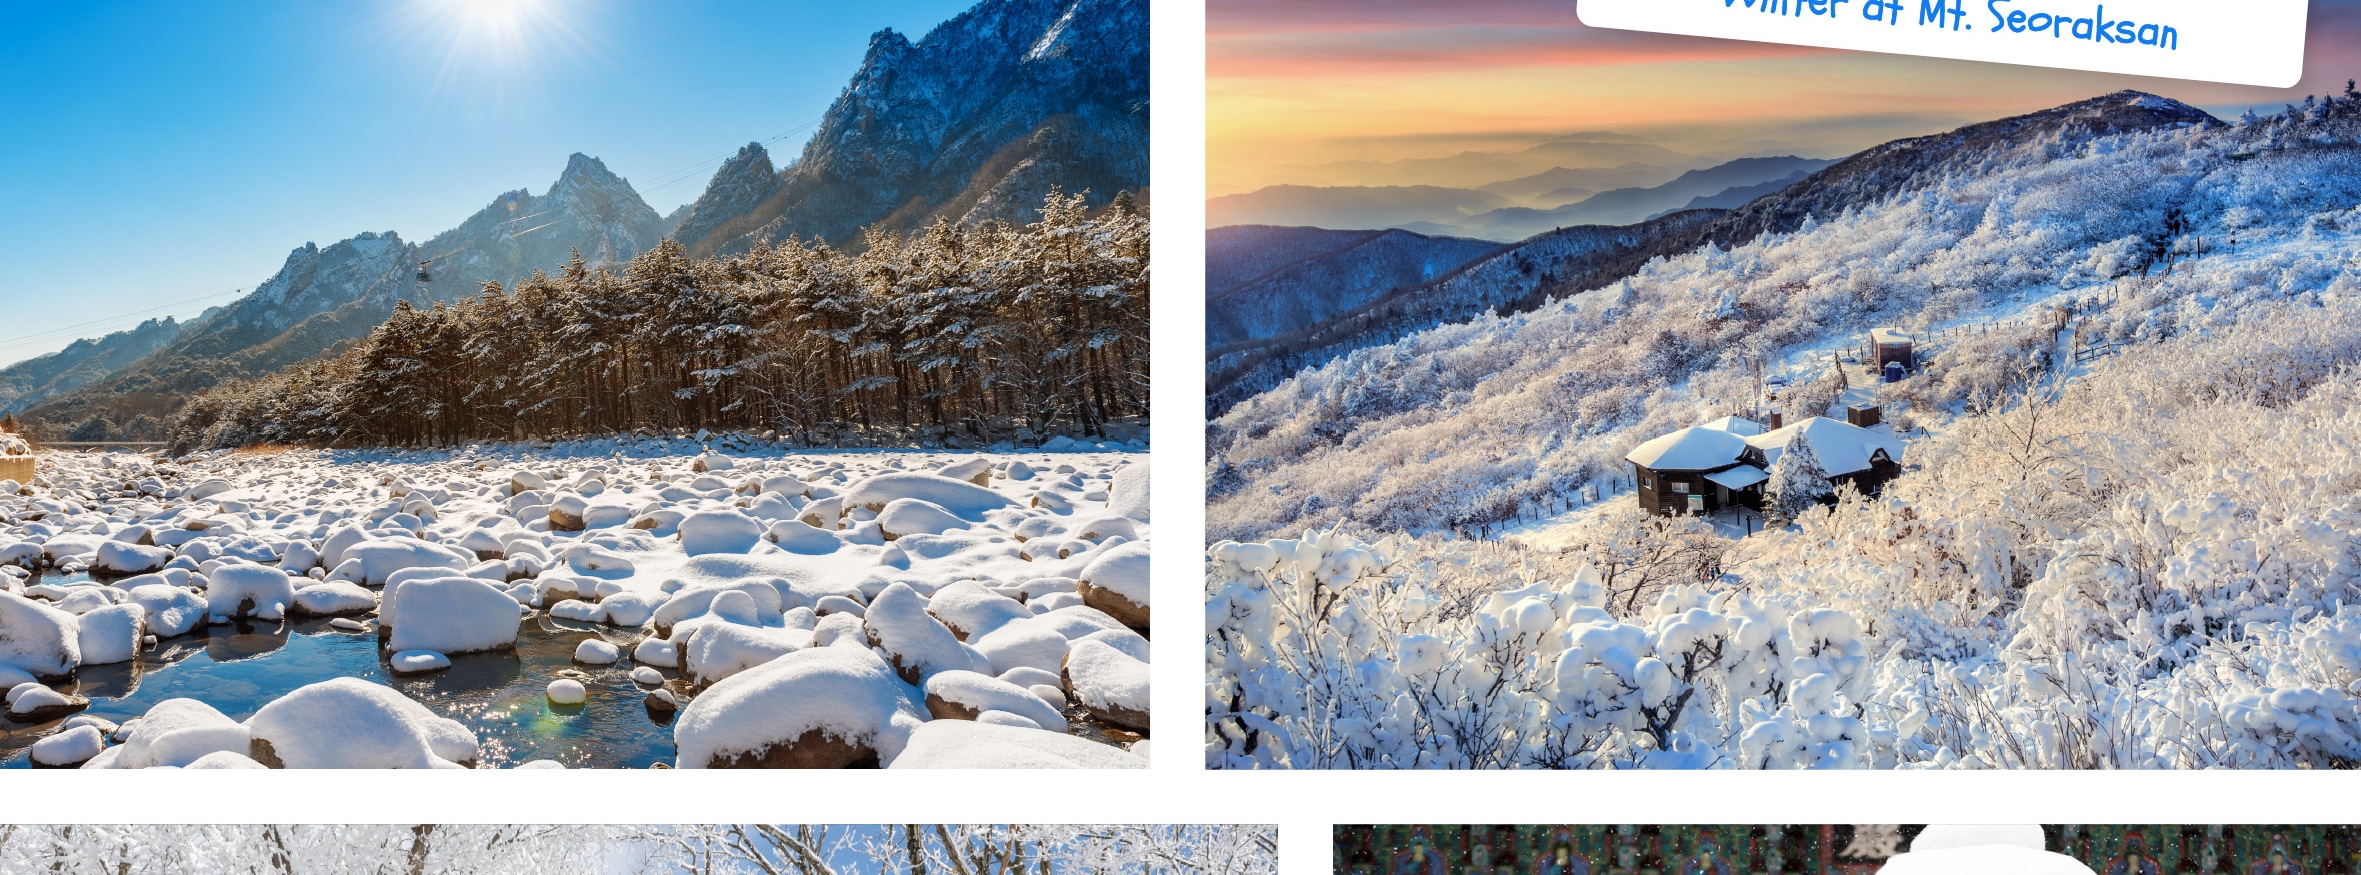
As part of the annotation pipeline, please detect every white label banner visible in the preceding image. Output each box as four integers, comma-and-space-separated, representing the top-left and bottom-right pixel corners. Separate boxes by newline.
1577, 0, 2309, 87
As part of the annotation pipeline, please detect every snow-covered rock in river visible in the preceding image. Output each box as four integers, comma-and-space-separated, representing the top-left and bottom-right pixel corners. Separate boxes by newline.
1076, 540, 1149, 630
383, 576, 520, 654
673, 646, 924, 768
244, 678, 477, 768
0, 591, 81, 678
206, 565, 295, 622
74, 603, 145, 665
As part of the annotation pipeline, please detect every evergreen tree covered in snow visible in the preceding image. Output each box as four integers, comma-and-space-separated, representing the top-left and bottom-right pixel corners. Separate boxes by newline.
1764, 431, 1833, 520
172, 190, 1149, 450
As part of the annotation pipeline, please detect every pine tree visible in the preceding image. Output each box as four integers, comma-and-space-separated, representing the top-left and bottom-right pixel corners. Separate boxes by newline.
1765, 430, 1834, 520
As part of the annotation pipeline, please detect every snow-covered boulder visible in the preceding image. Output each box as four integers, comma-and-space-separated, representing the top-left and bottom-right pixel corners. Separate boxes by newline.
184, 478, 234, 501
74, 603, 145, 665
244, 678, 477, 768
384, 576, 520, 655
875, 499, 968, 540
650, 579, 784, 635
679, 509, 764, 555
673, 646, 925, 769
124, 584, 206, 638
546, 679, 586, 704
290, 581, 377, 617
6, 683, 88, 722
938, 458, 993, 486
1107, 463, 1149, 520
862, 583, 990, 684
573, 638, 621, 665
839, 472, 1013, 518
682, 623, 811, 686
1075, 541, 1149, 630
183, 750, 268, 769
765, 520, 840, 555
0, 591, 81, 678
104, 699, 250, 769
925, 581, 1030, 641
596, 591, 661, 628
886, 720, 1146, 769
921, 669, 1068, 732
970, 619, 1072, 676
206, 565, 295, 622
338, 539, 470, 586
388, 650, 451, 675
29, 724, 107, 767
1061, 638, 1148, 730
92, 540, 171, 576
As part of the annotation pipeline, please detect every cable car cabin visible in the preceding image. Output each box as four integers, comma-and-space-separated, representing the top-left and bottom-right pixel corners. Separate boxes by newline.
1871, 327, 1914, 370
1625, 415, 1905, 517
416, 262, 432, 282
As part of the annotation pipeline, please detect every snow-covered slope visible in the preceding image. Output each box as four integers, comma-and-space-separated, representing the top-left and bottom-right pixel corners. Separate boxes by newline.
0, 317, 186, 414
691, 0, 1149, 256
1204, 92, 2228, 418
1205, 227, 1499, 350
1210, 88, 2361, 541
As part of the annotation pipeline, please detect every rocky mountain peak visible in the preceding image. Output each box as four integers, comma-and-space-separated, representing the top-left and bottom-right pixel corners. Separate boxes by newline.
669, 143, 782, 248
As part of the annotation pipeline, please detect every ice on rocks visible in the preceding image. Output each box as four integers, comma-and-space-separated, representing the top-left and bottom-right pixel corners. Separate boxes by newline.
245, 678, 476, 768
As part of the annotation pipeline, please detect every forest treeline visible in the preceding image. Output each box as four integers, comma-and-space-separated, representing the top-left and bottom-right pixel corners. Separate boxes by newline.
170, 191, 1147, 451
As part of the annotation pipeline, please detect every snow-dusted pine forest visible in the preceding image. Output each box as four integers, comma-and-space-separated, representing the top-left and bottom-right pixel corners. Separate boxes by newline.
1206, 86, 2361, 768
0, 824, 1276, 875
173, 191, 1146, 452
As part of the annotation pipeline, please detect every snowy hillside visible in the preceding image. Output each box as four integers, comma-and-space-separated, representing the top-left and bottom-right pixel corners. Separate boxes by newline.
1207, 85, 2361, 769
1205, 227, 1498, 350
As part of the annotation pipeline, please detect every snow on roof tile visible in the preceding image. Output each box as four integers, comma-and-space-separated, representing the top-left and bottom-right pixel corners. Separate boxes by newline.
1625, 426, 1749, 471
1745, 416, 1904, 477
1699, 415, 1766, 436
1704, 465, 1768, 490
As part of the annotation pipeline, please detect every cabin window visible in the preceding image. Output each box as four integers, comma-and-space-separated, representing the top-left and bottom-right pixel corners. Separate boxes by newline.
1670, 482, 1689, 494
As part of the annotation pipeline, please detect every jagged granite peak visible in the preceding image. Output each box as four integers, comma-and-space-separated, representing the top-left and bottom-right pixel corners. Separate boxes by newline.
668, 142, 781, 249
693, 0, 1148, 255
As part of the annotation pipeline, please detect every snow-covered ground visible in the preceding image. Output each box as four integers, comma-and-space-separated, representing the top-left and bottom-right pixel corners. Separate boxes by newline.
0, 435, 1151, 768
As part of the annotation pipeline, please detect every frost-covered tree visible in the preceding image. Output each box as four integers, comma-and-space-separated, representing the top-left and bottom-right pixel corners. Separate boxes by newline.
1763, 431, 1833, 520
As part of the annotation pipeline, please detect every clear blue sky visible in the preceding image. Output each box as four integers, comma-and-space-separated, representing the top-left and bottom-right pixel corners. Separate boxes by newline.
0, 0, 977, 367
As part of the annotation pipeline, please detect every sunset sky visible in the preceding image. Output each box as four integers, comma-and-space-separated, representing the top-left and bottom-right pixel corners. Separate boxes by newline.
1209, 0, 2361, 196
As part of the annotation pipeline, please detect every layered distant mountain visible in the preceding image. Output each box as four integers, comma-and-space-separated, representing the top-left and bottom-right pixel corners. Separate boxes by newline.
20, 154, 670, 433
1205, 226, 1498, 350
679, 0, 1150, 256
0, 317, 187, 415
1206, 91, 2225, 414
1208, 156, 1834, 243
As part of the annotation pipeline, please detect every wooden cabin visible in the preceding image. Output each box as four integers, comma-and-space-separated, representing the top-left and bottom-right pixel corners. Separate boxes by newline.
1871, 327, 1914, 370
1626, 415, 1904, 516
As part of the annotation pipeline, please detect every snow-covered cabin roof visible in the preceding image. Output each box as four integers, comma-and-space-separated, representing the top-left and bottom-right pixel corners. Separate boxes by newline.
1745, 416, 1904, 477
1872, 327, 1914, 346
1699, 415, 1765, 436
1625, 426, 1749, 471
1704, 465, 1768, 490
1876, 826, 2092, 875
